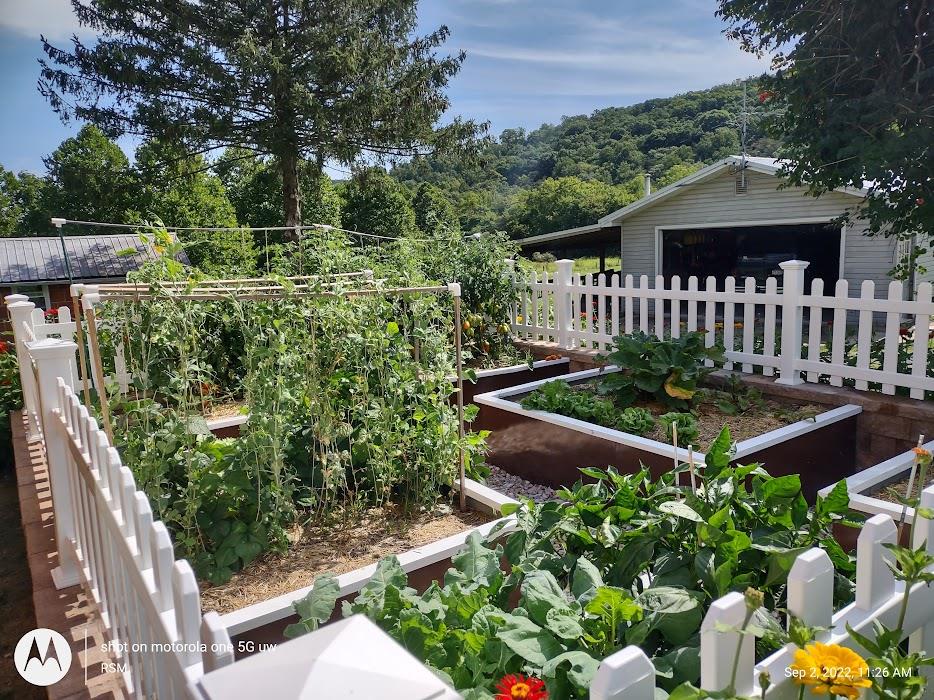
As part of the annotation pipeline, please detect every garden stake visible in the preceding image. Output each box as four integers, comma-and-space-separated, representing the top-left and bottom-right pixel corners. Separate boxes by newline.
451, 283, 466, 511
671, 421, 681, 492
687, 444, 697, 494
897, 434, 925, 539
83, 299, 115, 442
70, 285, 92, 408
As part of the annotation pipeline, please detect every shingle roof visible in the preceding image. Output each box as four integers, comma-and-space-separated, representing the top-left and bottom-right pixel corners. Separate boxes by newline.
0, 234, 186, 284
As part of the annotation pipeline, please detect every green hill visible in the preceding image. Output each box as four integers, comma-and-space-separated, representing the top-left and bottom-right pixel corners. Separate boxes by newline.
392, 79, 780, 238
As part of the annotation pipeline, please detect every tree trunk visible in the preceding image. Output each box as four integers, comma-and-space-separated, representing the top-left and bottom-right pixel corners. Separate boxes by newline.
281, 152, 302, 240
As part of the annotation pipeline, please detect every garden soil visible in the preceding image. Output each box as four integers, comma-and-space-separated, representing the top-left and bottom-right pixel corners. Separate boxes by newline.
200, 504, 493, 614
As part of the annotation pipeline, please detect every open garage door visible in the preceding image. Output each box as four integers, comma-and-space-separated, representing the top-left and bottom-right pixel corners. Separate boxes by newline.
660, 223, 841, 289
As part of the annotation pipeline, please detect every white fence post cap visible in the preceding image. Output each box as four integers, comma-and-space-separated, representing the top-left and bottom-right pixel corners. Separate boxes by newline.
4, 294, 29, 305
779, 260, 810, 270
447, 282, 461, 297
27, 338, 79, 359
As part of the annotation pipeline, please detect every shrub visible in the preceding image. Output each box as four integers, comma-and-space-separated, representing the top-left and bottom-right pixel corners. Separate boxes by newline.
600, 331, 724, 410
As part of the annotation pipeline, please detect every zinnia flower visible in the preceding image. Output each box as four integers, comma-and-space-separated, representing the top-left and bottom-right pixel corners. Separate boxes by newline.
495, 674, 547, 700
789, 643, 870, 699
0, 340, 8, 354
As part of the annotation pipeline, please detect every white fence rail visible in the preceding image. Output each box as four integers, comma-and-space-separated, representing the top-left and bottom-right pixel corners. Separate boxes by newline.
14, 322, 235, 698
591, 489, 934, 699
511, 259, 934, 399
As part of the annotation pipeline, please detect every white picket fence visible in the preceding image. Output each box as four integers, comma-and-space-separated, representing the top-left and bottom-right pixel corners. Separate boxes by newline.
7, 301, 236, 698
511, 259, 934, 399
7, 294, 934, 699
6, 295, 78, 439
592, 489, 934, 699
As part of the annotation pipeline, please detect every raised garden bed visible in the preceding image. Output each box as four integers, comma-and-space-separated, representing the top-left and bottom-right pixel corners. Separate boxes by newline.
474, 367, 862, 500
218, 477, 516, 653
821, 439, 934, 522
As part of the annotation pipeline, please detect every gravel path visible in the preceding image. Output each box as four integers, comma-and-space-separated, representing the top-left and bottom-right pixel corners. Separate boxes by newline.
486, 465, 556, 503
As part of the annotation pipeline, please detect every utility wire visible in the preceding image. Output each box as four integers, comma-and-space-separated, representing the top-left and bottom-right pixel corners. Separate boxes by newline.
53, 218, 467, 244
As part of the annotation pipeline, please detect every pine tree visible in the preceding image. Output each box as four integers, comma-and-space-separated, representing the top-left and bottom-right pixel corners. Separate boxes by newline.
40, 1, 484, 229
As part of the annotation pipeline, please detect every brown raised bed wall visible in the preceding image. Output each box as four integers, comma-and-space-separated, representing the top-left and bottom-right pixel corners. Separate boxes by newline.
518, 342, 934, 470
482, 402, 858, 502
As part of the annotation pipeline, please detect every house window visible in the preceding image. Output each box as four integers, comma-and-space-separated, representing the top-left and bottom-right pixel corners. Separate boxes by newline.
12, 284, 50, 310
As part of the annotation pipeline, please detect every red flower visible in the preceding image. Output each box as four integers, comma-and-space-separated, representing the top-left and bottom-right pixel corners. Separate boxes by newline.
0, 340, 9, 354
495, 674, 547, 700
758, 90, 775, 103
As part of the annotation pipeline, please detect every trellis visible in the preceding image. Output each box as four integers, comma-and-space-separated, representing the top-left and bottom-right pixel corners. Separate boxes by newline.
71, 273, 471, 510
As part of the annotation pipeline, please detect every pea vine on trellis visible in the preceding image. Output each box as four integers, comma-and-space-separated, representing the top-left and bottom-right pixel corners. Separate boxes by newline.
87, 265, 486, 584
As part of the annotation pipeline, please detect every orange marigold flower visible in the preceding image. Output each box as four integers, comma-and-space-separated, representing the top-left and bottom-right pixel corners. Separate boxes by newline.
495, 674, 547, 700
913, 446, 932, 463
789, 643, 871, 699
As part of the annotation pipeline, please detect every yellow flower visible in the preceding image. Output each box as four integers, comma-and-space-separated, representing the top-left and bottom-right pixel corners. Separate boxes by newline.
790, 643, 871, 699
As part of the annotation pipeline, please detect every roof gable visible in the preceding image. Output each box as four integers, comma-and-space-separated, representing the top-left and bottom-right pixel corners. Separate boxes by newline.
598, 156, 869, 226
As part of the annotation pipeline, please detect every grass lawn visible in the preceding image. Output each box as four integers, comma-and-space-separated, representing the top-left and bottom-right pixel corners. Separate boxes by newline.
518, 255, 622, 276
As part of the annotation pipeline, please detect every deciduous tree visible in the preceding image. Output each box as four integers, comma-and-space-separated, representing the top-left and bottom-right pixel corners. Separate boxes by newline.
718, 0, 933, 277
40, 1, 484, 230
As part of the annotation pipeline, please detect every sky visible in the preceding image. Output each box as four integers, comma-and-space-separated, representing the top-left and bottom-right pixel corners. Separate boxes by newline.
0, 0, 771, 175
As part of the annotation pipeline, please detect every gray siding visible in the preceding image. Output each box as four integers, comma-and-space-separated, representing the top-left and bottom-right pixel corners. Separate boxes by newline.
618, 169, 896, 289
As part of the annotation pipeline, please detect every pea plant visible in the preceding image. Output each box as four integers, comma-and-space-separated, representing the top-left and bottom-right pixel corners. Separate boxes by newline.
96, 272, 488, 585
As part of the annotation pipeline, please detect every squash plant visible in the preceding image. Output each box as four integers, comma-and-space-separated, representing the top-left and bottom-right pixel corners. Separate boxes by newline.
288, 427, 859, 697
600, 331, 725, 409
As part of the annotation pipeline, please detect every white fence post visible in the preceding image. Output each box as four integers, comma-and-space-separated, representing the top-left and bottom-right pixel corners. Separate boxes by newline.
554, 259, 574, 350
6, 295, 41, 438
28, 337, 81, 589
701, 591, 754, 695
909, 485, 934, 691
590, 646, 656, 700
855, 514, 897, 611
776, 260, 808, 385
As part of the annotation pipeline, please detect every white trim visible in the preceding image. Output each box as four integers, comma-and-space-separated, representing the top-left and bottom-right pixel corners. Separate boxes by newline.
839, 224, 847, 280
218, 479, 516, 636
517, 223, 606, 246
469, 357, 568, 379
652, 217, 845, 280
11, 283, 51, 309
473, 367, 861, 462
818, 440, 934, 522
205, 414, 249, 431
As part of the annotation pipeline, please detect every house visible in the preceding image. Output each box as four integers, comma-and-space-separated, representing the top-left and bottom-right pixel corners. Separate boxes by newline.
520, 156, 919, 293
0, 234, 185, 320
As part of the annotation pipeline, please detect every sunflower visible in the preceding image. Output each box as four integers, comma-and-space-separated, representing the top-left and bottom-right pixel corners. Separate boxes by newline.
790, 643, 871, 699
494, 674, 547, 700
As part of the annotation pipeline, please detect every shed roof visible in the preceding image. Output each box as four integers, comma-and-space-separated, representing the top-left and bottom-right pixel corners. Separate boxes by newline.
0, 234, 183, 284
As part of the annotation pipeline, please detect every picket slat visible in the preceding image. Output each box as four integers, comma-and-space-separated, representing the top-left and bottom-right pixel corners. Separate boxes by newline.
687, 276, 698, 332
806, 278, 824, 383
671, 276, 682, 339
854, 280, 875, 391
881, 281, 904, 395
741, 277, 755, 373
911, 282, 932, 399
723, 277, 736, 371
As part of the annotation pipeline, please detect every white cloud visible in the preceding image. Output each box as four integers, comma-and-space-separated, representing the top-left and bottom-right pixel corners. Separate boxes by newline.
0, 0, 92, 41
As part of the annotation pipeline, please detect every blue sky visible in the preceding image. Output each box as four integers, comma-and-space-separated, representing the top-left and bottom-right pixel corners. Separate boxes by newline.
0, 0, 770, 174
